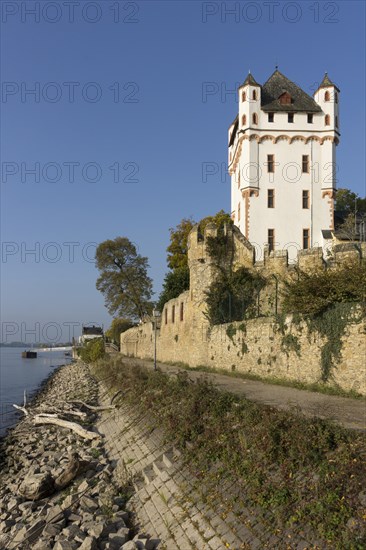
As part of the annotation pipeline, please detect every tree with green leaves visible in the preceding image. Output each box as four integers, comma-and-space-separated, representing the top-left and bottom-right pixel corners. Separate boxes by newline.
166, 218, 195, 270
158, 211, 233, 311
156, 266, 190, 312
166, 210, 232, 270
105, 318, 134, 344
335, 188, 366, 214
96, 237, 153, 321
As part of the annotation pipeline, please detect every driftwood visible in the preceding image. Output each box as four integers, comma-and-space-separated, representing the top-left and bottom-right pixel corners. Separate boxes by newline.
37, 404, 87, 419
13, 393, 101, 440
19, 452, 88, 500
13, 404, 29, 416
111, 390, 124, 404
70, 400, 115, 412
13, 390, 29, 416
54, 452, 82, 490
33, 415, 101, 440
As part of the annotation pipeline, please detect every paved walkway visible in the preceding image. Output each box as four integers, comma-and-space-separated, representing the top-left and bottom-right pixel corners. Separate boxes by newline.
120, 356, 366, 431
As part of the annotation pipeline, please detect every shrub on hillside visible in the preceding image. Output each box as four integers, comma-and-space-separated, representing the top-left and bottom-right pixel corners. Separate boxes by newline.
283, 259, 366, 316
77, 338, 105, 363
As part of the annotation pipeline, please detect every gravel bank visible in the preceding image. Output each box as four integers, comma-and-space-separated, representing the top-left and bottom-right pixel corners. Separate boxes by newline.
0, 361, 157, 550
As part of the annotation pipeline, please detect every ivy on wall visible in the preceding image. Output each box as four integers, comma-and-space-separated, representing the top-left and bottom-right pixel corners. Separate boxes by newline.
283, 260, 366, 381
204, 233, 265, 325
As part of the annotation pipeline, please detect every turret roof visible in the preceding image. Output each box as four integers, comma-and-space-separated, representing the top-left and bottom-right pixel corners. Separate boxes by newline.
241, 72, 260, 87
316, 72, 340, 92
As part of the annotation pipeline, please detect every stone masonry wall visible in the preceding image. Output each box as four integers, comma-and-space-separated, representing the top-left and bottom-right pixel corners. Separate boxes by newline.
121, 224, 366, 395
121, 314, 366, 395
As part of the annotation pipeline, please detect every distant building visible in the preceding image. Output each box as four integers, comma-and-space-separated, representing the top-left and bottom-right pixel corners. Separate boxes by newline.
229, 69, 340, 261
79, 324, 104, 344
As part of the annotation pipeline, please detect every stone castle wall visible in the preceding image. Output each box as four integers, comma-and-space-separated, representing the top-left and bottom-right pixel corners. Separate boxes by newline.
121, 314, 366, 395
121, 224, 366, 395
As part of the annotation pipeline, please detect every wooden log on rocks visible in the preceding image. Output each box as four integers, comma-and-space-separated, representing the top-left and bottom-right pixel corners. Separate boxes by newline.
54, 452, 83, 490
33, 415, 101, 440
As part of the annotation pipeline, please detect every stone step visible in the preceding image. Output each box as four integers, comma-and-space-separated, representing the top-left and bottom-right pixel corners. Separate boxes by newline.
172, 446, 182, 458
152, 460, 166, 477
133, 478, 145, 492
162, 451, 174, 469
142, 467, 155, 485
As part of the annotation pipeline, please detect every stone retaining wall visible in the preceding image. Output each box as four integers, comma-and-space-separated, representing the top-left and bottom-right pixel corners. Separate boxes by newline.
121, 314, 366, 395
121, 224, 366, 396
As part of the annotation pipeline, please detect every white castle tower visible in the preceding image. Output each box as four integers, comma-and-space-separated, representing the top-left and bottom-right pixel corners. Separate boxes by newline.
229, 69, 340, 261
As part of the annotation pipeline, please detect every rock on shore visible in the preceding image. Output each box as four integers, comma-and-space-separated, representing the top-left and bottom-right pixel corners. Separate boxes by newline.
0, 361, 156, 550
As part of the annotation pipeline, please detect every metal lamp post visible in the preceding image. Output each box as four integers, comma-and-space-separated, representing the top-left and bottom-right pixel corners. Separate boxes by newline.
152, 308, 159, 371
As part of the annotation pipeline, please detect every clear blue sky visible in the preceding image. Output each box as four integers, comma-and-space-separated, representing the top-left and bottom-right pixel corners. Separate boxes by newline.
1, 0, 365, 343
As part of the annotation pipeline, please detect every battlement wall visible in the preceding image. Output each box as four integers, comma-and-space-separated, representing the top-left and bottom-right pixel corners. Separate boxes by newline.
120, 225, 365, 395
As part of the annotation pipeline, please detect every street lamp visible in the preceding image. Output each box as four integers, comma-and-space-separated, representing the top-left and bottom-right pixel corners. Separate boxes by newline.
152, 308, 159, 371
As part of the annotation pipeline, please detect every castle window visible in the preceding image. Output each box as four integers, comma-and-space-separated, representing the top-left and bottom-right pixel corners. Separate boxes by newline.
288, 113, 294, 123
180, 302, 184, 322
268, 229, 275, 253
307, 113, 313, 124
325, 114, 330, 125
267, 189, 275, 208
335, 116, 338, 128
279, 91, 291, 105
252, 90, 257, 100
242, 114, 246, 126
238, 202, 241, 221
252, 113, 258, 125
335, 92, 338, 104
267, 154, 274, 173
324, 90, 330, 101
165, 308, 168, 325
242, 91, 246, 102
302, 190, 309, 209
268, 112, 274, 123
302, 155, 309, 173
303, 229, 310, 250
172, 305, 175, 323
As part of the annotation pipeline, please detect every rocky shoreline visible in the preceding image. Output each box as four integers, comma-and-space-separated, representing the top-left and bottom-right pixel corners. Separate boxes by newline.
0, 361, 156, 550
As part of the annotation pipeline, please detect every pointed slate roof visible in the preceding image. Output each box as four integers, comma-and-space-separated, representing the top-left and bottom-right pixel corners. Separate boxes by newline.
241, 72, 260, 87
261, 70, 322, 112
316, 72, 340, 92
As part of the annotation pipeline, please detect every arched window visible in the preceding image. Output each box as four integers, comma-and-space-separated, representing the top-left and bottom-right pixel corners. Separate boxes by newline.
242, 114, 246, 126
242, 91, 246, 102
325, 114, 330, 126
252, 90, 257, 100
335, 116, 338, 128
252, 113, 258, 125
324, 90, 330, 101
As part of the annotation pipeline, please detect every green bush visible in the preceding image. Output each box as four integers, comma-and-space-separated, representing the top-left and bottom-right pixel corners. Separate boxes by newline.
77, 338, 105, 363
205, 266, 265, 325
283, 260, 366, 316
283, 260, 366, 381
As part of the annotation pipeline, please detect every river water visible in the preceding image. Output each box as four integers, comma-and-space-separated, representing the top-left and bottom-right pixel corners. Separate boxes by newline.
0, 347, 73, 437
